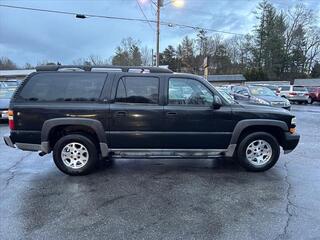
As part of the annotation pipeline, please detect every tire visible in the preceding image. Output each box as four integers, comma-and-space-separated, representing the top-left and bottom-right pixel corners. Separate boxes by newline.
53, 134, 98, 176
237, 132, 280, 172
307, 97, 313, 104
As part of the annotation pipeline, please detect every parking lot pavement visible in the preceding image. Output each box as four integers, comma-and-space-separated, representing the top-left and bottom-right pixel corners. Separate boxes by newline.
0, 105, 320, 240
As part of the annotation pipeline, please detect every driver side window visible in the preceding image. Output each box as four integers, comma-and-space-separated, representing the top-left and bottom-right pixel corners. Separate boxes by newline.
168, 78, 213, 106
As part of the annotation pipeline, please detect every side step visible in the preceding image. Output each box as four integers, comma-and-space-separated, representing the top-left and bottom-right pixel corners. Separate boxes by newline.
110, 149, 227, 159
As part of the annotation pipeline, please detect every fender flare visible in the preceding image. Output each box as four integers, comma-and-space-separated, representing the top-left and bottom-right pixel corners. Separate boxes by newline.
40, 118, 108, 156
229, 119, 288, 145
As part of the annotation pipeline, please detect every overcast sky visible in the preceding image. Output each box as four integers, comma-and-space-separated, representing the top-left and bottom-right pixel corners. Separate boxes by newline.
0, 0, 319, 66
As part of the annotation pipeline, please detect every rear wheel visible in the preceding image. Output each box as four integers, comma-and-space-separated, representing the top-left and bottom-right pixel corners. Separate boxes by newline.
237, 132, 280, 172
53, 134, 98, 175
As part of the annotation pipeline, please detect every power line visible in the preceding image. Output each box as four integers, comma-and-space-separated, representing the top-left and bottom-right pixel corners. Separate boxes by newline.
0, 4, 244, 36
135, 0, 154, 31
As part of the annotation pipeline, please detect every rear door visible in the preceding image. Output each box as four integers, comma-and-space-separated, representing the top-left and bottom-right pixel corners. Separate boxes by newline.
162, 77, 234, 149
109, 74, 164, 149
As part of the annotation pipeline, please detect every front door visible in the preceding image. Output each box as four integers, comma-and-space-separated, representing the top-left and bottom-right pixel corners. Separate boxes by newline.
109, 75, 163, 149
163, 77, 233, 149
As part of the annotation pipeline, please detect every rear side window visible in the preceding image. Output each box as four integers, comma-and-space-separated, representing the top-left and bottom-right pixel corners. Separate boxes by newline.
280, 86, 290, 91
293, 86, 307, 92
115, 76, 159, 104
19, 73, 106, 102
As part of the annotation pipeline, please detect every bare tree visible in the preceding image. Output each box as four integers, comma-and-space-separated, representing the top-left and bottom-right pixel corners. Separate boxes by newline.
0, 57, 17, 70
141, 46, 152, 66
304, 28, 320, 74
72, 55, 109, 66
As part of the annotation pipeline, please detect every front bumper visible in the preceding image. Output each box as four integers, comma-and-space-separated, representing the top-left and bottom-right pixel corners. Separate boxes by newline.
282, 132, 300, 153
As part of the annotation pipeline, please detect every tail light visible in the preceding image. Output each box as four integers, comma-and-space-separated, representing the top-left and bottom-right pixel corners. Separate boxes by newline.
304, 93, 309, 96
8, 110, 14, 130
289, 92, 297, 96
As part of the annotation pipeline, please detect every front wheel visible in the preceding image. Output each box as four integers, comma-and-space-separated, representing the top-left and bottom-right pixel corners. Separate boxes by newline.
307, 97, 313, 104
237, 132, 280, 172
53, 134, 98, 176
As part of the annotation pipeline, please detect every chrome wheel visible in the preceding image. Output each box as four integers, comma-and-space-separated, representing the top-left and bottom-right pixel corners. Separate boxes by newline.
61, 142, 89, 169
246, 140, 272, 166
307, 97, 312, 104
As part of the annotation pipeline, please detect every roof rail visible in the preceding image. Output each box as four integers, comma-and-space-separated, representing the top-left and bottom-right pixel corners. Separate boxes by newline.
35, 65, 173, 73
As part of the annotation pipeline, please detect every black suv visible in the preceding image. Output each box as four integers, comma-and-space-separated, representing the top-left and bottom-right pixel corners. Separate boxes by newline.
4, 66, 299, 175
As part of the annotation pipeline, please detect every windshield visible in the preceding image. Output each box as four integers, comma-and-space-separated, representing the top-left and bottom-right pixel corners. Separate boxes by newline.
266, 85, 278, 91
249, 86, 276, 96
0, 88, 15, 99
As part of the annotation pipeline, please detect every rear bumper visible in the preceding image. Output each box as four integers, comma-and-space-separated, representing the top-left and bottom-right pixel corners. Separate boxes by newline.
287, 96, 308, 101
4, 135, 14, 148
282, 132, 300, 153
3, 135, 42, 152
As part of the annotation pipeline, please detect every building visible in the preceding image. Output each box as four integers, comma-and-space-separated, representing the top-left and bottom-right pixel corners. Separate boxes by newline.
245, 80, 290, 86
207, 74, 246, 86
0, 69, 36, 81
294, 78, 320, 86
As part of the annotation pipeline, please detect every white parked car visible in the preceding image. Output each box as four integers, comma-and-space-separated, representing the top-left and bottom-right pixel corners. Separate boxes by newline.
278, 85, 309, 104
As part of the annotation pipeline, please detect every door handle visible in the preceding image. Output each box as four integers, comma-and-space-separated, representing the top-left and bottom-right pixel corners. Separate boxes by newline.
115, 111, 127, 117
166, 112, 177, 116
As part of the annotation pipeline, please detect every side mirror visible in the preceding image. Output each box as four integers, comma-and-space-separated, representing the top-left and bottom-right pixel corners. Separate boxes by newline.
212, 95, 222, 109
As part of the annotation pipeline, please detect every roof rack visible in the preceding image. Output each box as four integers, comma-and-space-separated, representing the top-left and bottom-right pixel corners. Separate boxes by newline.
35, 65, 173, 73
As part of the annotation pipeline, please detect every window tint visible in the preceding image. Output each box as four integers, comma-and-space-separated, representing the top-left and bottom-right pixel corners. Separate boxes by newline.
115, 76, 159, 104
19, 73, 106, 102
168, 78, 213, 106
293, 86, 307, 92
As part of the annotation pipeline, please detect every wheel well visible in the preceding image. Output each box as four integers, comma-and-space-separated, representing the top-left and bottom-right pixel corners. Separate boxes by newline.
48, 125, 100, 151
237, 125, 285, 146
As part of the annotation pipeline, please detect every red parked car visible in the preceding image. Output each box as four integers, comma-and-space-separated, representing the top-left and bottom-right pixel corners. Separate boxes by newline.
306, 87, 320, 104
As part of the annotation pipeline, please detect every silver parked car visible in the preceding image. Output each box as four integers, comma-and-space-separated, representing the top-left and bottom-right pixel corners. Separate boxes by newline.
279, 85, 309, 104
232, 85, 291, 110
0, 87, 15, 120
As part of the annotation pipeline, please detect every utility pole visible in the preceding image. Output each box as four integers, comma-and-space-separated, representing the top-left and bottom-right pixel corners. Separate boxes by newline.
151, 48, 154, 66
156, 0, 163, 67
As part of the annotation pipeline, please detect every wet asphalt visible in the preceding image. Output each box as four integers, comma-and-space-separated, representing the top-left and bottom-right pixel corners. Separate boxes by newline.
0, 104, 319, 240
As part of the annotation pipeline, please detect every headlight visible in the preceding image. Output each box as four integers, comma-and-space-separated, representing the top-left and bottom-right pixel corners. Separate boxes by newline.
283, 98, 291, 106
252, 97, 271, 105
291, 117, 296, 125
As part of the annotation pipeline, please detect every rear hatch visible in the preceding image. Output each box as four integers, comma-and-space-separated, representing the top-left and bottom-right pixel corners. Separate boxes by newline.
292, 86, 308, 96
